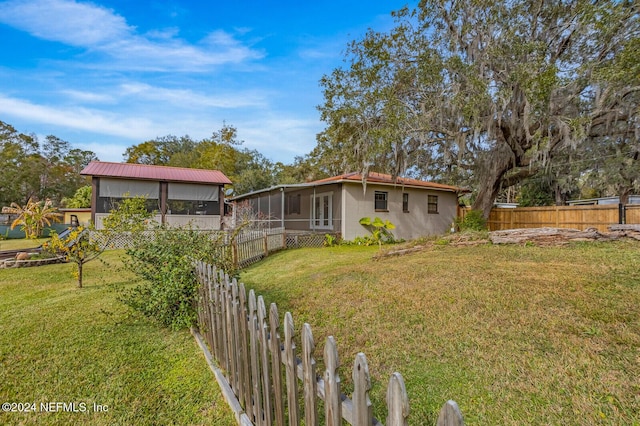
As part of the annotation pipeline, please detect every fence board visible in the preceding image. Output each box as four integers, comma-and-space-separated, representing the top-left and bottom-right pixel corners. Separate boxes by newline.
268, 304, 285, 426
238, 283, 252, 410
437, 401, 465, 426
283, 312, 300, 426
248, 290, 263, 425
258, 297, 273, 426
324, 336, 342, 426
353, 353, 373, 426
302, 323, 318, 426
386, 373, 410, 426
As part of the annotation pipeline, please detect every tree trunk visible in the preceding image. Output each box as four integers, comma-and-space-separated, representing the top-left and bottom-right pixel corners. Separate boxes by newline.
619, 187, 631, 205
471, 144, 515, 218
77, 262, 83, 288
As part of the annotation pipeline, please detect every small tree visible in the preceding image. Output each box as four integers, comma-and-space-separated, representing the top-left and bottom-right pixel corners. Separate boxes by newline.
44, 226, 104, 288
2, 198, 62, 239
43, 197, 153, 289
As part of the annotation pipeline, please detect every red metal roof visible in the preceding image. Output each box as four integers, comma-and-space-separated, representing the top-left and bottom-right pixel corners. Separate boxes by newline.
311, 172, 465, 192
80, 161, 232, 185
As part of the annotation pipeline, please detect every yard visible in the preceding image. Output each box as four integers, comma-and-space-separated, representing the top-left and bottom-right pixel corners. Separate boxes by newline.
239, 241, 640, 425
2, 237, 638, 425
0, 237, 49, 251
0, 250, 235, 426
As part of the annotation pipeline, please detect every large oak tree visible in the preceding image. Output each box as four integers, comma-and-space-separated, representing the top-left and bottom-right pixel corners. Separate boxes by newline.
317, 0, 639, 216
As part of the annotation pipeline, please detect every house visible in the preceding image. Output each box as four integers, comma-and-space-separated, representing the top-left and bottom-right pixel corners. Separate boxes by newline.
80, 161, 232, 230
231, 172, 467, 241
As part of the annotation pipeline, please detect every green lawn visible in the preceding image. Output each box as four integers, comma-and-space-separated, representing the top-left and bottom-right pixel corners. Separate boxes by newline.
240, 241, 640, 425
0, 237, 49, 251
0, 251, 235, 426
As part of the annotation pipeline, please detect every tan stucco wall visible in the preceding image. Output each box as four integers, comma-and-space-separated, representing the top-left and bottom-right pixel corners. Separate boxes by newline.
342, 183, 458, 241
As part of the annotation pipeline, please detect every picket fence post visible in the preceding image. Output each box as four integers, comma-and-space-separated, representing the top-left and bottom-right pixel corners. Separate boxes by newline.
269, 303, 285, 425
386, 373, 410, 425
324, 336, 341, 425
283, 312, 300, 426
302, 323, 318, 426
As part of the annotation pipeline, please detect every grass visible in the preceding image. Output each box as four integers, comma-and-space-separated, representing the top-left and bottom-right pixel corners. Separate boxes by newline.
0, 251, 235, 426
0, 237, 49, 251
240, 241, 640, 425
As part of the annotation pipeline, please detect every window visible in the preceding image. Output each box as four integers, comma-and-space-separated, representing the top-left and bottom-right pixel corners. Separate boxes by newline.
97, 197, 158, 214
374, 191, 388, 211
166, 200, 217, 215
166, 182, 219, 216
311, 192, 332, 229
428, 195, 439, 214
286, 193, 301, 215
403, 193, 409, 212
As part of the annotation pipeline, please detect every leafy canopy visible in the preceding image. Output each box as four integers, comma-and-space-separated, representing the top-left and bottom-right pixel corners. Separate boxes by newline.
317, 0, 639, 215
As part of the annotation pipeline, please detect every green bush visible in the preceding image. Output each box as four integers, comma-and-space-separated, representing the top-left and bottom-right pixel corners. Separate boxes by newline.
120, 228, 235, 330
456, 210, 487, 231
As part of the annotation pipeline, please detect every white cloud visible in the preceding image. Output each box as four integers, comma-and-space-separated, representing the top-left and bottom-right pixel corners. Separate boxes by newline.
0, 0, 131, 46
0, 0, 263, 72
0, 94, 154, 139
60, 89, 116, 104
117, 83, 268, 108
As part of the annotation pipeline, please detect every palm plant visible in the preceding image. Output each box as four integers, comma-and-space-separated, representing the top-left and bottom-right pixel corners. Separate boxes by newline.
2, 198, 62, 239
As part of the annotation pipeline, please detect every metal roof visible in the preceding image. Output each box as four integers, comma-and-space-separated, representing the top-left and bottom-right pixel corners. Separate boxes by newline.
80, 161, 232, 185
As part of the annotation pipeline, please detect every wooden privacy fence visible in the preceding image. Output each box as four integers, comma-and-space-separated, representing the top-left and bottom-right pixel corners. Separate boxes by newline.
474, 204, 640, 232
194, 261, 464, 426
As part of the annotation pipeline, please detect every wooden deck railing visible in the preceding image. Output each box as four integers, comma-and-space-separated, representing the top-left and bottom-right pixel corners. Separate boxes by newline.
194, 261, 464, 425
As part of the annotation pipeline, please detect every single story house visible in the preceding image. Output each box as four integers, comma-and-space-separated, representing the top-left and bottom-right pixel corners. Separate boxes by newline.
80, 161, 231, 230
231, 172, 467, 241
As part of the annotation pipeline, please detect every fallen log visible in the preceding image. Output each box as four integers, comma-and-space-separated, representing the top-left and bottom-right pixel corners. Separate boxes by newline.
489, 227, 616, 245
607, 224, 640, 240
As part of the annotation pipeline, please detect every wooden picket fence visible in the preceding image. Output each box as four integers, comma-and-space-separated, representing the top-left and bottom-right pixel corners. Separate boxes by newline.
193, 261, 465, 426
231, 228, 286, 268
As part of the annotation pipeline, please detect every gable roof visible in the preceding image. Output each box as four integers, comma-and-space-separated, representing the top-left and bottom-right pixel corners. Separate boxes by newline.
80, 161, 232, 185
310, 172, 465, 192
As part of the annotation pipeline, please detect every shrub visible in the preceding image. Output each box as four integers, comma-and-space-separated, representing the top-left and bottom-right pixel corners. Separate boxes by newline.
456, 209, 487, 231
120, 228, 235, 330
359, 217, 397, 247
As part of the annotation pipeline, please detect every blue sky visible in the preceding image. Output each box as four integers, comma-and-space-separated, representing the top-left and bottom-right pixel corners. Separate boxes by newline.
0, 0, 412, 163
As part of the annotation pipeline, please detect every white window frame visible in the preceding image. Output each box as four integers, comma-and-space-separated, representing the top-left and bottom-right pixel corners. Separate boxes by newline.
310, 191, 333, 230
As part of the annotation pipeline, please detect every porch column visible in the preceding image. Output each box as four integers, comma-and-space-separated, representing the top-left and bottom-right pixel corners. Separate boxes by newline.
280, 187, 285, 229
90, 177, 99, 225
